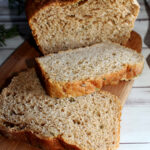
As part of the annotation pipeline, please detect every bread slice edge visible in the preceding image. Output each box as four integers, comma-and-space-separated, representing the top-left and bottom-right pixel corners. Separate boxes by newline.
0, 89, 122, 150
35, 45, 144, 98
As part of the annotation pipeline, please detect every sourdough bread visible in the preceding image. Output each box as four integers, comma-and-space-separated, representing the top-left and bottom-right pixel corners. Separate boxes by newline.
26, 0, 139, 54
36, 42, 144, 98
0, 69, 121, 150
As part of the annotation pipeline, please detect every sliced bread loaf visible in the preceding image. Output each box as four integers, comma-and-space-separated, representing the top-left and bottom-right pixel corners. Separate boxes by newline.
0, 69, 121, 150
36, 42, 144, 98
26, 0, 139, 54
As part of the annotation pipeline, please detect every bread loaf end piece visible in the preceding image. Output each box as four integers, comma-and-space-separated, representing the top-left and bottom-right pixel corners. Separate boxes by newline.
26, 0, 140, 54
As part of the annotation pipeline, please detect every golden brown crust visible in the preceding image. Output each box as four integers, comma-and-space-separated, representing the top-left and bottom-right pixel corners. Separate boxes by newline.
35, 58, 144, 98
0, 91, 122, 150
26, 0, 87, 20
0, 125, 84, 150
0, 126, 63, 150
0, 90, 121, 150
26, 0, 139, 24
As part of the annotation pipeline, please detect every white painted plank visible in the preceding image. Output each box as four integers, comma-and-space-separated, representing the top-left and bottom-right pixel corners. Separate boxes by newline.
0, 8, 17, 15
134, 20, 150, 48
0, 14, 26, 21
120, 105, 150, 143
0, 36, 24, 49
0, 49, 14, 66
126, 88, 150, 105
0, 22, 28, 25
133, 48, 150, 87
0, 0, 8, 7
118, 143, 150, 150
137, 0, 150, 20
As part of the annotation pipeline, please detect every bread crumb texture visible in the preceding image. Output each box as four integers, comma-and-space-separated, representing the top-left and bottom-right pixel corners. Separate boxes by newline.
0, 69, 121, 150
26, 0, 139, 54
36, 42, 144, 98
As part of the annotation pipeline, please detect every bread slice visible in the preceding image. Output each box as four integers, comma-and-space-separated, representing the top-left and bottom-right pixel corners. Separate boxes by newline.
36, 42, 144, 98
26, 0, 139, 54
0, 69, 121, 150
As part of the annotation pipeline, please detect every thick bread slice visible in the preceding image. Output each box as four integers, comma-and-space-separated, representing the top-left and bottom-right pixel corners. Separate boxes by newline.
0, 69, 121, 150
36, 42, 144, 98
26, 0, 139, 54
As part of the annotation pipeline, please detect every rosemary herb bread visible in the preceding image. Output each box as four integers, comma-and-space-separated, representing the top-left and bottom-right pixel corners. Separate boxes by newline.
26, 0, 139, 54
0, 69, 121, 150
36, 42, 144, 98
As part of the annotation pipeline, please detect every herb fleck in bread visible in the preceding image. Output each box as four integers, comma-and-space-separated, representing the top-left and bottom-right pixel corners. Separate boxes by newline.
0, 69, 121, 150
36, 42, 144, 98
26, 0, 139, 54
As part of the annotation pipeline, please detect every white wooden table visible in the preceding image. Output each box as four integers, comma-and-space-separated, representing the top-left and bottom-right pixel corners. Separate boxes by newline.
0, 0, 150, 149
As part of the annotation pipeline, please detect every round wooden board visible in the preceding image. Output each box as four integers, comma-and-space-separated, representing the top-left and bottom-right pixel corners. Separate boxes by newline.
0, 31, 142, 150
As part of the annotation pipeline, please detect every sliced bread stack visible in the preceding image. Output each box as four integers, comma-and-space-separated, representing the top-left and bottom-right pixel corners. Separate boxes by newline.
0, 0, 144, 149
0, 42, 144, 150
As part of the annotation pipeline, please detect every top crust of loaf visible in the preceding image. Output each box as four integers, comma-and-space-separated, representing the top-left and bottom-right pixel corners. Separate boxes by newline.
26, 0, 140, 54
26, 0, 139, 20
26, 0, 84, 20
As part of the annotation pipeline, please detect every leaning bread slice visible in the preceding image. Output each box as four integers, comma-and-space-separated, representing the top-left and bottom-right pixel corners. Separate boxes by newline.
0, 69, 121, 150
36, 42, 144, 98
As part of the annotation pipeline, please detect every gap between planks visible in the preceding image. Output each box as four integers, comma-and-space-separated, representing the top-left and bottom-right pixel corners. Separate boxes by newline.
118, 143, 150, 150
120, 142, 150, 144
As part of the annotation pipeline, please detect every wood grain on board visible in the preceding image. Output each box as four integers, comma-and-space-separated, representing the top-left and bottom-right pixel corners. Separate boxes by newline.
0, 31, 142, 150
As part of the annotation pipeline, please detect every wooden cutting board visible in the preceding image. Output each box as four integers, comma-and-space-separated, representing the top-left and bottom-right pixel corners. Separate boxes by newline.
0, 31, 142, 150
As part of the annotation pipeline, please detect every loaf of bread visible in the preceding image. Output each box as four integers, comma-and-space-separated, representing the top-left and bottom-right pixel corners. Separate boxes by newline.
26, 0, 139, 54
0, 69, 121, 150
36, 42, 144, 98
